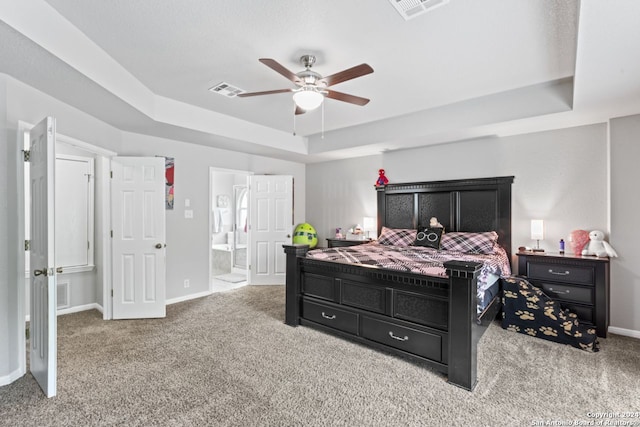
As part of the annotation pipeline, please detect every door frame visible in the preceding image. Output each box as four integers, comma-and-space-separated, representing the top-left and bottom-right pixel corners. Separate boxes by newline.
15, 121, 116, 379
208, 167, 253, 291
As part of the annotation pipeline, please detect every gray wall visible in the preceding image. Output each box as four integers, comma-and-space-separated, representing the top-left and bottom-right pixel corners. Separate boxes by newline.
306, 155, 383, 243
308, 124, 608, 258
610, 114, 640, 333
0, 73, 306, 381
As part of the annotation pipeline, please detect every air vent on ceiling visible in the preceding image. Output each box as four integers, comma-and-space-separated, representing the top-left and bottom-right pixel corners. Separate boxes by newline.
389, 0, 450, 20
208, 82, 245, 97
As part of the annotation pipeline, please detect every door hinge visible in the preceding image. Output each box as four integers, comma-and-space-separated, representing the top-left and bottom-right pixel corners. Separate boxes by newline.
23, 150, 30, 162
110, 230, 113, 238
110, 171, 113, 178
25, 327, 30, 340
88, 241, 90, 250
111, 289, 113, 297
24, 240, 30, 251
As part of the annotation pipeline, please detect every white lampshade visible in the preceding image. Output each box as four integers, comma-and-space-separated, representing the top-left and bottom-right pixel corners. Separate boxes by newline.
293, 88, 324, 111
530, 219, 544, 240
363, 217, 376, 231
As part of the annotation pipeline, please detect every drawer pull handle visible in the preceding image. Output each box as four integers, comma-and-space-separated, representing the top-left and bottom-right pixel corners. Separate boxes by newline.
389, 331, 409, 342
548, 287, 570, 294
548, 269, 570, 276
321, 312, 336, 320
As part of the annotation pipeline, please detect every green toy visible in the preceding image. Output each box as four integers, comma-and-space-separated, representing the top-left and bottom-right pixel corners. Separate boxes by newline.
293, 223, 318, 248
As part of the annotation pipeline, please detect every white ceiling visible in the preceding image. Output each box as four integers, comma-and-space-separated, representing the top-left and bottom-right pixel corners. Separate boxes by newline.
1, 1, 639, 163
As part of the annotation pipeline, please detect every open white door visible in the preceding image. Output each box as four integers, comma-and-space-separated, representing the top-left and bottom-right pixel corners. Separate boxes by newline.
249, 175, 293, 285
111, 157, 166, 319
29, 117, 57, 398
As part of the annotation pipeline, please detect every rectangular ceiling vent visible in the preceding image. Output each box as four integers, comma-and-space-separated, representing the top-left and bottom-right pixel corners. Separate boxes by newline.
389, 0, 449, 20
208, 82, 245, 98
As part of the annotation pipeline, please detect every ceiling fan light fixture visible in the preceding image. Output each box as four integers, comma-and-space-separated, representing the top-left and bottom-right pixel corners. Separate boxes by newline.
293, 88, 324, 111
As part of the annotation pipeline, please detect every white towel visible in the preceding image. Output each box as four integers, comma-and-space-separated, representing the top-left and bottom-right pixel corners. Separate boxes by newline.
212, 208, 223, 233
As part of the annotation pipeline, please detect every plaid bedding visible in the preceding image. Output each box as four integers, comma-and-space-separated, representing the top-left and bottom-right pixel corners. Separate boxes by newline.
306, 242, 512, 310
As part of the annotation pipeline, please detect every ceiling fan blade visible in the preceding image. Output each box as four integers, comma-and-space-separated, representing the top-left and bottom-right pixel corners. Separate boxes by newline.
320, 63, 373, 87
237, 88, 293, 97
259, 58, 302, 85
325, 89, 370, 106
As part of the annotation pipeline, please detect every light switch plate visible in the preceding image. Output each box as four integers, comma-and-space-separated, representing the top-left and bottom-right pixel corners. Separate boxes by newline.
184, 210, 193, 219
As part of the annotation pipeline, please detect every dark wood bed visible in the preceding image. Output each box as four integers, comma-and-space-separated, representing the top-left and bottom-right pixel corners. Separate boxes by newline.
283, 176, 514, 391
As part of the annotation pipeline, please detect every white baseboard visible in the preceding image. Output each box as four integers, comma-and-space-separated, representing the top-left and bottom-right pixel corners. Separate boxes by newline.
25, 303, 103, 322
57, 303, 102, 316
608, 326, 640, 339
166, 290, 213, 305
0, 367, 25, 387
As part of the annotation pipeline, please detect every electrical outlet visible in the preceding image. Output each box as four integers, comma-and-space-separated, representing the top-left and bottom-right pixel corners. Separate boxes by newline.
184, 279, 190, 288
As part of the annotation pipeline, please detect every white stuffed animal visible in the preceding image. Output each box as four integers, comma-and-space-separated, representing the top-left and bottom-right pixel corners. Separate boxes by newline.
429, 217, 444, 228
582, 230, 618, 257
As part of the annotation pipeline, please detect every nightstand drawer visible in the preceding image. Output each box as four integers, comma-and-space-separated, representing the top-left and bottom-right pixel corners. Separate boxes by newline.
527, 263, 593, 285
539, 283, 593, 305
303, 299, 358, 335
561, 303, 594, 325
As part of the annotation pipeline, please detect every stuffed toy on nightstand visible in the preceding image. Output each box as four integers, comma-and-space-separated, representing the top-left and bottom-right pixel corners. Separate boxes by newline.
582, 230, 618, 257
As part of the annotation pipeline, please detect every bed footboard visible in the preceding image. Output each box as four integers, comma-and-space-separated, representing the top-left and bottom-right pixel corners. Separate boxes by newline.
283, 244, 485, 391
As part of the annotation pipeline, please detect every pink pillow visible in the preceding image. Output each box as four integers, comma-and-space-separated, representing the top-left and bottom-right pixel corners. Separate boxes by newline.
569, 230, 590, 254
440, 231, 499, 254
377, 227, 417, 247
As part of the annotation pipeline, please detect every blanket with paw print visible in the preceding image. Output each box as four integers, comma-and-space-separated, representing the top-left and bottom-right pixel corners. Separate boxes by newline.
501, 276, 599, 352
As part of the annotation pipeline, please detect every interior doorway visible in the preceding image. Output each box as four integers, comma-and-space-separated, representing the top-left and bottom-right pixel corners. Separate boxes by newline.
209, 168, 252, 292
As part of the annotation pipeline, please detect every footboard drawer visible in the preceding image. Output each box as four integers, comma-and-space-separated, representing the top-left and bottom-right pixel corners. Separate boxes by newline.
361, 316, 442, 362
303, 299, 358, 335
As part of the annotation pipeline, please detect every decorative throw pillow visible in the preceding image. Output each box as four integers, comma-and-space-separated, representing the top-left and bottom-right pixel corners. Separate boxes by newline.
414, 227, 443, 249
377, 227, 417, 247
440, 231, 498, 254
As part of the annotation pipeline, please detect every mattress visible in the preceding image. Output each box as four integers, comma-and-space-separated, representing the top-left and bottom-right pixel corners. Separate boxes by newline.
306, 242, 511, 314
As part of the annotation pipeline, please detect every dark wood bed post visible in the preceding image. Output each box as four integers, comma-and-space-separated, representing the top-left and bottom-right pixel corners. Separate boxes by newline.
445, 260, 483, 391
283, 244, 309, 326
376, 185, 386, 237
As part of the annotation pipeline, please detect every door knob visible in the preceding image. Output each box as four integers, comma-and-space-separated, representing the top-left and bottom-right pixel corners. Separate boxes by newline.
33, 269, 47, 277
286, 234, 291, 238
155, 243, 163, 249
56, 267, 63, 274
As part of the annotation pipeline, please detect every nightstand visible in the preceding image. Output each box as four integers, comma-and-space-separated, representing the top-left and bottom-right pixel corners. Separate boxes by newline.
517, 251, 610, 338
326, 238, 372, 248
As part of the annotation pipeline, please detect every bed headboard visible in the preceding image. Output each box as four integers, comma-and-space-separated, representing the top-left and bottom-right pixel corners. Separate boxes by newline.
376, 176, 514, 259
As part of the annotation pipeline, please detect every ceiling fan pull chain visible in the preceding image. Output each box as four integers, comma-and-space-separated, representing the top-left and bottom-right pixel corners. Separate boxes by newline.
293, 104, 297, 136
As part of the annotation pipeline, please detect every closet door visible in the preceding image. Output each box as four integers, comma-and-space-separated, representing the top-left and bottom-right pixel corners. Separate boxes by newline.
29, 116, 57, 398
111, 157, 166, 319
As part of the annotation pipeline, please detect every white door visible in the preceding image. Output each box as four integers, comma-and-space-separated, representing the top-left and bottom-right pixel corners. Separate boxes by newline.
249, 175, 293, 285
111, 157, 166, 319
29, 117, 57, 398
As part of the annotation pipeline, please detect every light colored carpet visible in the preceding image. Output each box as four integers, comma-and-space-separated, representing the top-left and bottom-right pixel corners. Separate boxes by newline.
1, 285, 639, 426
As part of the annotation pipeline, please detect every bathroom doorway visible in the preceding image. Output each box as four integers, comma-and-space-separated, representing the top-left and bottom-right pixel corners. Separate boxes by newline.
232, 185, 248, 270
209, 168, 252, 292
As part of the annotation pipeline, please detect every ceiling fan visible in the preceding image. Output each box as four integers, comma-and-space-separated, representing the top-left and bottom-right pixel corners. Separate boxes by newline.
238, 55, 373, 114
